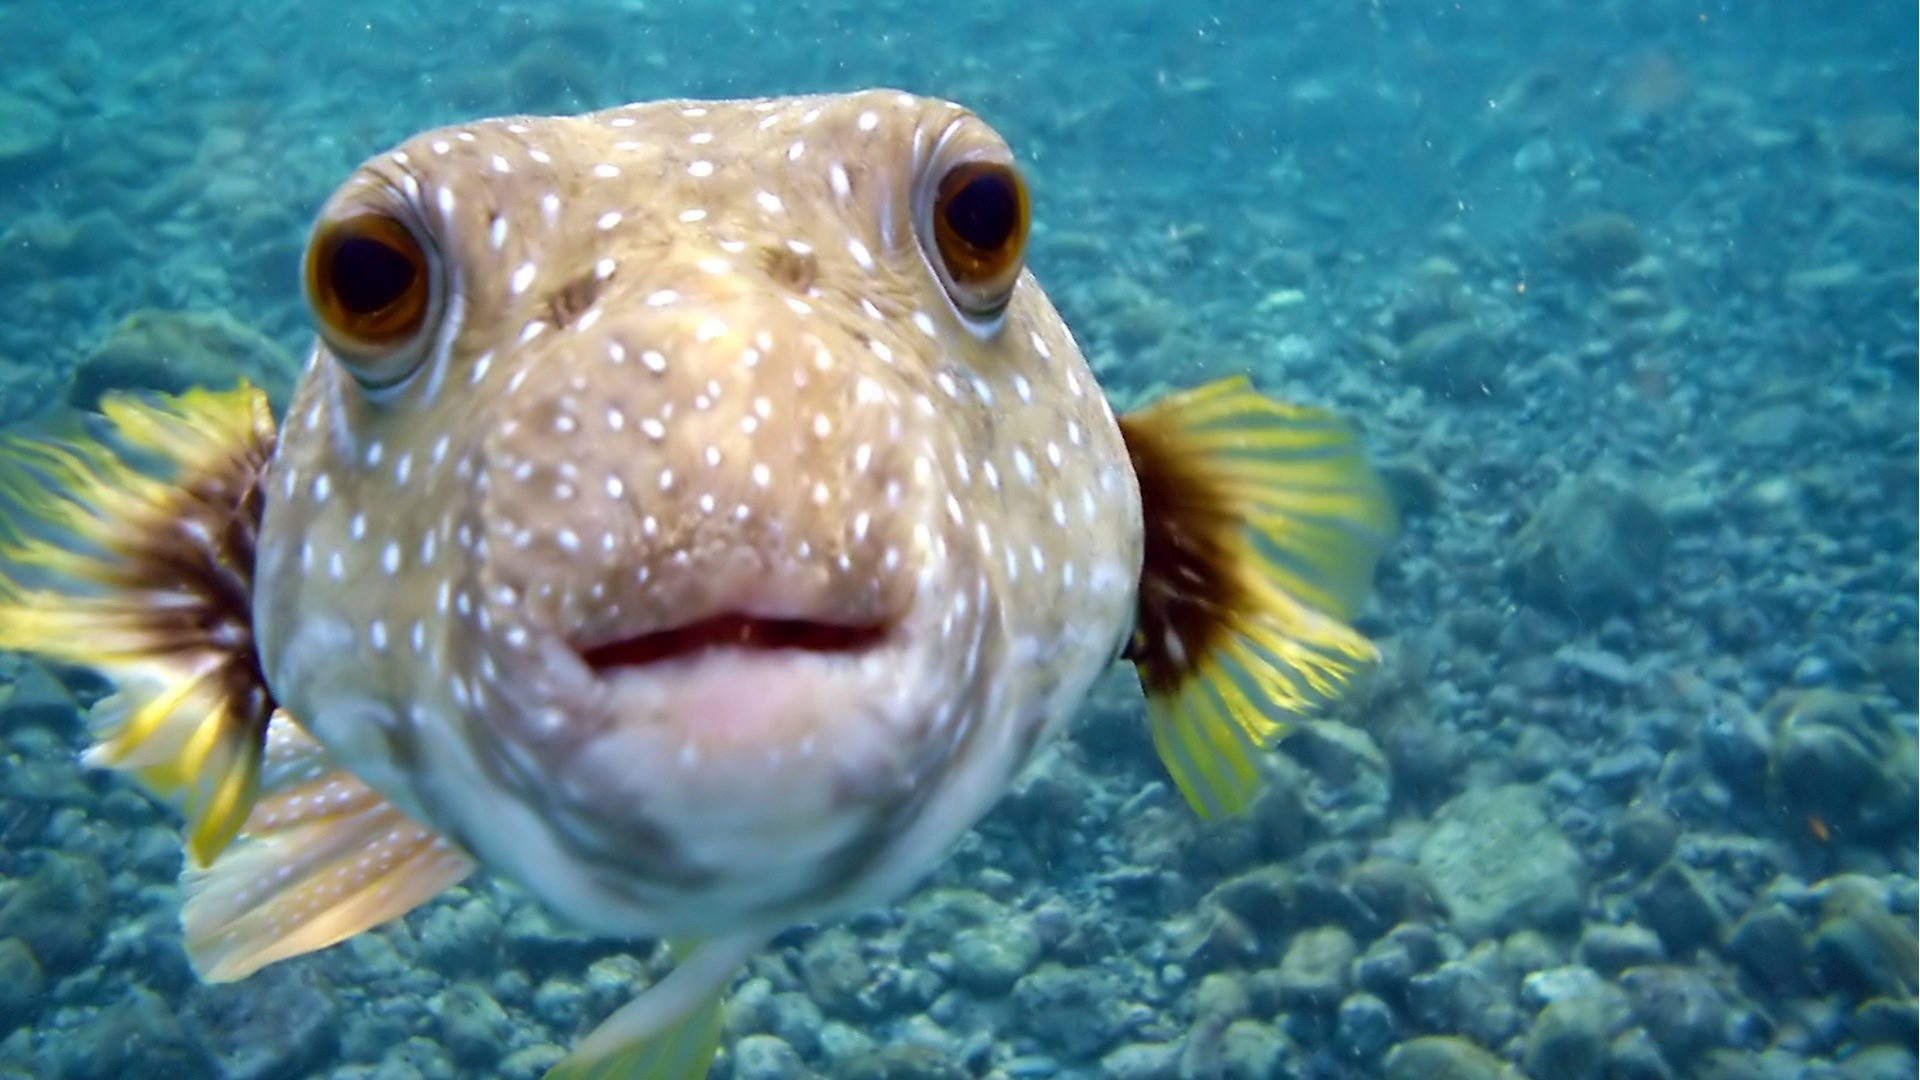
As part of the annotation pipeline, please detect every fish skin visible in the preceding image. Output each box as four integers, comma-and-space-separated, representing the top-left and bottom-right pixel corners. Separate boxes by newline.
253, 90, 1143, 942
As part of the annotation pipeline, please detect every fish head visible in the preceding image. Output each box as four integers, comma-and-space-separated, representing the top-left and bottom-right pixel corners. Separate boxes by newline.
254, 90, 1142, 935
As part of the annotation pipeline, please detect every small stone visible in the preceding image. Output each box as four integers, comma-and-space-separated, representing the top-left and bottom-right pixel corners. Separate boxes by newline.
1608, 803, 1679, 874
1808, 876, 1918, 998
70, 309, 302, 413
1101, 1041, 1180, 1080
1832, 1045, 1919, 1080
1417, 784, 1585, 941
0, 852, 107, 974
0, 938, 42, 1035
1577, 923, 1665, 975
1382, 1035, 1516, 1080
1607, 1027, 1675, 1080
0, 92, 58, 168
1406, 959, 1522, 1047
801, 927, 872, 1018
1851, 996, 1919, 1049
1523, 994, 1616, 1080
1518, 965, 1611, 1009
434, 982, 511, 1067
1766, 690, 1917, 838
1011, 963, 1133, 1060
950, 917, 1041, 995
1275, 925, 1356, 1008
732, 1034, 804, 1080
1619, 965, 1732, 1067
1398, 318, 1504, 399
1509, 472, 1666, 619
1547, 212, 1643, 278
1334, 993, 1396, 1062
497, 1044, 564, 1080
1634, 860, 1729, 955
1724, 902, 1809, 991
184, 964, 340, 1080
1216, 1019, 1292, 1080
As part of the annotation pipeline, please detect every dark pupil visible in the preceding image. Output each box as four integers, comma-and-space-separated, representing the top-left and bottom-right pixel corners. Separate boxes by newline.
945, 173, 1017, 252
330, 235, 416, 314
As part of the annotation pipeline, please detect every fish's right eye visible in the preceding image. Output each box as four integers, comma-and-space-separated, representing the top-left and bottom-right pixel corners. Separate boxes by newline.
304, 211, 437, 387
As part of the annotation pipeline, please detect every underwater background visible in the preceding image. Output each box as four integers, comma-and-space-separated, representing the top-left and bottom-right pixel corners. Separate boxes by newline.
0, 0, 1915, 1078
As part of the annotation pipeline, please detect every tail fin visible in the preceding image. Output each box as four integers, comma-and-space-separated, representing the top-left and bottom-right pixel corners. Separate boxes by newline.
1117, 376, 1395, 818
0, 383, 279, 864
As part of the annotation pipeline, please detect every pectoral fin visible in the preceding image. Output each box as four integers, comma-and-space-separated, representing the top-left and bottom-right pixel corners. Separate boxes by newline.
546, 934, 763, 1080
181, 712, 476, 981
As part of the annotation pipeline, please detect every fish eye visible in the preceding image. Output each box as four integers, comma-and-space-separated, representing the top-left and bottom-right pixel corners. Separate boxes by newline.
927, 160, 1028, 319
303, 211, 438, 387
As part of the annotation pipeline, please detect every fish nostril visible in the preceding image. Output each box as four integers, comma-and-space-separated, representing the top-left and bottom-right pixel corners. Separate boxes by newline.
545, 271, 605, 329
757, 244, 818, 292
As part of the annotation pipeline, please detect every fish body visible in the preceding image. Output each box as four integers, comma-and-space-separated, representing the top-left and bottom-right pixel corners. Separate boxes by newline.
0, 89, 1395, 1078
258, 90, 1140, 940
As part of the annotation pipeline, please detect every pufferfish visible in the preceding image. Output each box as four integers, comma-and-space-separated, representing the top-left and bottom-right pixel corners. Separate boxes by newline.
0, 89, 1393, 1077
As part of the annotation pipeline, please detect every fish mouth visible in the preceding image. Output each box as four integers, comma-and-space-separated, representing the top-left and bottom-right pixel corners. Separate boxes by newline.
575, 612, 894, 674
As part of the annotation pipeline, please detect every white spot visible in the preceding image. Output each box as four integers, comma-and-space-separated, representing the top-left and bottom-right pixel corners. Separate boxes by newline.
755, 190, 784, 214
510, 262, 537, 295
847, 237, 875, 271
488, 216, 508, 250
596, 211, 623, 230
857, 110, 879, 131
688, 160, 715, 178
381, 542, 401, 575
829, 162, 851, 199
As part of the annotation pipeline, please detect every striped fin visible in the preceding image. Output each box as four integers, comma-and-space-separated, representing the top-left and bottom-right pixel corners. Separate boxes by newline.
1118, 376, 1395, 817
182, 712, 476, 981
0, 383, 278, 863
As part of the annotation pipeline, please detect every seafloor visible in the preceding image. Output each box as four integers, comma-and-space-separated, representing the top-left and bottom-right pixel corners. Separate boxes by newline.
0, 0, 1914, 1078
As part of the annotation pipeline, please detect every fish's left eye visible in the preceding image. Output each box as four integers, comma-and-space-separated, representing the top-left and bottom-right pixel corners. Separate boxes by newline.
928, 160, 1028, 319
304, 211, 438, 388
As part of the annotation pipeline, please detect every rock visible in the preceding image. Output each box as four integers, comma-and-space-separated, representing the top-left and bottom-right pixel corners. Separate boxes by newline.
1577, 923, 1665, 975
1406, 958, 1522, 1047
0, 92, 58, 170
1192, 971, 1250, 1022
1010, 963, 1133, 1060
950, 917, 1041, 995
1523, 992, 1618, 1080
1346, 858, 1439, 927
1619, 965, 1732, 1066
1725, 901, 1810, 992
434, 982, 512, 1067
183, 964, 340, 1080
902, 888, 1004, 956
732, 1034, 804, 1080
1518, 965, 1613, 1009
1634, 860, 1730, 955
0, 852, 107, 973
1382, 1035, 1517, 1080
1764, 690, 1917, 838
69, 309, 302, 413
1808, 875, 1918, 997
801, 927, 873, 1018
1608, 802, 1680, 875
1397, 318, 1505, 398
1102, 1041, 1180, 1080
0, 938, 43, 1035
1334, 993, 1396, 1062
1417, 784, 1585, 940
416, 895, 505, 976
61, 984, 211, 1080
1607, 1027, 1675, 1080
1547, 212, 1644, 278
1838, 112, 1919, 174
1215, 1019, 1293, 1080
1174, 904, 1262, 974
1832, 1045, 1919, 1080
1509, 472, 1666, 619
1274, 925, 1356, 1008
498, 1044, 565, 1080
842, 1042, 969, 1080
1851, 996, 1919, 1048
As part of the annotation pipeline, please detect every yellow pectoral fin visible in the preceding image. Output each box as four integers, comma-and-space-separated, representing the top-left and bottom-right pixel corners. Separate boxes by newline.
181, 713, 476, 982
0, 382, 279, 863
1119, 376, 1397, 818
547, 934, 763, 1080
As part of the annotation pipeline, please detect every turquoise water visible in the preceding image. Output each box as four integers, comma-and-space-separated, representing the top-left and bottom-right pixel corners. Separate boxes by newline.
0, 1, 1914, 1078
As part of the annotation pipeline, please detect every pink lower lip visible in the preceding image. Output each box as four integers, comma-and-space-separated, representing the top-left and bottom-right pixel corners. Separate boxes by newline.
576, 612, 890, 672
